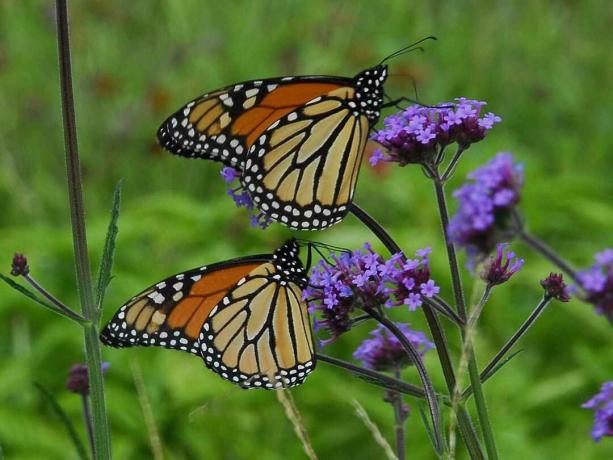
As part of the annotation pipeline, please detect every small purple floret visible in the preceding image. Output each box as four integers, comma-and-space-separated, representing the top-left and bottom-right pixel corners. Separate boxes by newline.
480, 243, 524, 286
353, 323, 434, 372
220, 167, 272, 229
66, 362, 110, 396
540, 273, 571, 302
582, 381, 613, 442
576, 248, 613, 322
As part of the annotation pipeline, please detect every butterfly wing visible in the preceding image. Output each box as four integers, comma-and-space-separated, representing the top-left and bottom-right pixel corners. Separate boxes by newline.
199, 261, 315, 389
157, 77, 352, 168
242, 86, 370, 230
100, 240, 315, 389
100, 257, 268, 355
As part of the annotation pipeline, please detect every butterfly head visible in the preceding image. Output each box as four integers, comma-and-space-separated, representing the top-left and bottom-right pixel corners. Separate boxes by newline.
354, 64, 388, 126
273, 239, 308, 287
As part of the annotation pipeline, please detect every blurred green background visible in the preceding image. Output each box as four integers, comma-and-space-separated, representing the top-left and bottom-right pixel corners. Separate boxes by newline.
1, 0, 612, 458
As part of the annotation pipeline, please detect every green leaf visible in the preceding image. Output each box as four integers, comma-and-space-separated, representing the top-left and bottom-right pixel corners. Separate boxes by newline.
418, 404, 444, 459
483, 349, 525, 383
34, 382, 89, 460
95, 179, 122, 319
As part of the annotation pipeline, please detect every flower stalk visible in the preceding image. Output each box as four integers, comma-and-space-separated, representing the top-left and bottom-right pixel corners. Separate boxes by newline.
349, 203, 485, 459
55, 0, 111, 457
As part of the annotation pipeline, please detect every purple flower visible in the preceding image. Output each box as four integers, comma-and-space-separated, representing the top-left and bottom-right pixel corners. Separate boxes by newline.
220, 167, 272, 229
370, 98, 501, 166
582, 382, 613, 442
353, 323, 434, 372
11, 253, 29, 276
66, 362, 110, 396
448, 153, 524, 259
220, 166, 241, 183
306, 244, 438, 344
575, 249, 613, 322
480, 243, 524, 286
540, 273, 571, 302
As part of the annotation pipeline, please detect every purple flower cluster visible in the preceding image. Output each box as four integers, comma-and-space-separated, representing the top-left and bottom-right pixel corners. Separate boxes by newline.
304, 244, 439, 343
576, 249, 613, 322
448, 153, 524, 258
353, 323, 434, 372
582, 381, 613, 442
480, 243, 524, 287
370, 98, 501, 166
220, 167, 272, 229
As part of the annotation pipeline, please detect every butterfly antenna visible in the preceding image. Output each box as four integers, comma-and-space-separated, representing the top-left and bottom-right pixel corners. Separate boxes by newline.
379, 36, 437, 65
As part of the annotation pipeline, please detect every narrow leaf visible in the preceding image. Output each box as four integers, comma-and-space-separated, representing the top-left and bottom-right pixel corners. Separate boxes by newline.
418, 404, 444, 459
34, 382, 89, 460
95, 179, 122, 316
482, 349, 524, 382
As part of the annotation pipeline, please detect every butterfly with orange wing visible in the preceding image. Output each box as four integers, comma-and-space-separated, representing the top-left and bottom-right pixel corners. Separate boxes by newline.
157, 39, 434, 230
101, 239, 315, 389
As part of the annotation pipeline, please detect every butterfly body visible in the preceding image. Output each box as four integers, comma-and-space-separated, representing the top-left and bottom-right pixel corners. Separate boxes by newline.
157, 65, 388, 229
101, 240, 316, 389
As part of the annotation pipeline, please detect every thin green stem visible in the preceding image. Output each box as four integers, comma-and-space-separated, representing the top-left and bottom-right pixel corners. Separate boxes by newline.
461, 295, 552, 400
392, 367, 406, 460
432, 179, 467, 321
441, 146, 466, 182
464, 286, 498, 460
81, 395, 95, 458
23, 274, 86, 324
370, 310, 442, 453
55, 1, 111, 458
519, 231, 578, 283
316, 353, 426, 399
349, 202, 485, 459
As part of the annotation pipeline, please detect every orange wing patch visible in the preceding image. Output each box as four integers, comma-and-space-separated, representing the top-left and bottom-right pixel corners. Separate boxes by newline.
167, 263, 261, 339
100, 261, 264, 354
232, 82, 345, 148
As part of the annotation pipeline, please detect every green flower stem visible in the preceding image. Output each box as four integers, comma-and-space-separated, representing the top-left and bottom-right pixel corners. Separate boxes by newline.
316, 353, 427, 399
519, 230, 578, 282
349, 202, 485, 459
464, 286, 499, 460
370, 310, 442, 453
55, 1, 111, 458
461, 295, 552, 400
393, 366, 407, 460
441, 146, 466, 181
432, 179, 467, 321
22, 274, 86, 324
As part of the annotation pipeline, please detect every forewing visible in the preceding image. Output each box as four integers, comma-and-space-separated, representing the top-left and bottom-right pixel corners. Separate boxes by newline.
100, 258, 268, 355
157, 77, 351, 169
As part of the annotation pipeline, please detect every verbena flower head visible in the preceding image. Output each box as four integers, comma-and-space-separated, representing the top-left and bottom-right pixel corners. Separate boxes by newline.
66, 362, 110, 396
576, 248, 613, 322
581, 381, 613, 442
540, 273, 571, 302
480, 243, 524, 287
304, 244, 438, 344
370, 98, 501, 166
448, 153, 524, 259
220, 167, 272, 229
11, 253, 29, 276
353, 323, 434, 372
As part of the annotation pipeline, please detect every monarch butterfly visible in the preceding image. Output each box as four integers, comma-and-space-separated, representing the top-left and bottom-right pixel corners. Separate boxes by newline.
100, 239, 315, 389
157, 40, 433, 230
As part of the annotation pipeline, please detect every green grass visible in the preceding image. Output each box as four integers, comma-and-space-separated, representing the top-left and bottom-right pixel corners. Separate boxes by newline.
1, 0, 612, 458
